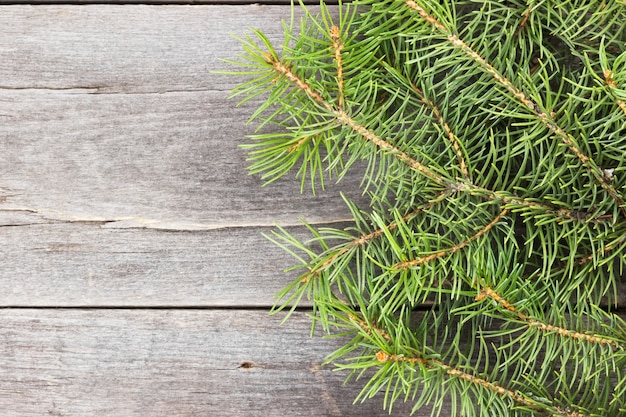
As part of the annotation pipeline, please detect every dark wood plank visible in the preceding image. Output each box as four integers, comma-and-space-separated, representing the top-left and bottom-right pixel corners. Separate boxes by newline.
0, 309, 425, 416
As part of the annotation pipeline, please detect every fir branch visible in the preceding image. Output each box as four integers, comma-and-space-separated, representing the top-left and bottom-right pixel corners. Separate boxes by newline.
374, 350, 539, 411
402, 0, 626, 218
402, 0, 533, 111
352, 311, 392, 341
334, 110, 445, 182
578, 234, 626, 266
339, 296, 611, 417
408, 80, 469, 179
357, 314, 550, 413
517, 3, 534, 34
392, 208, 507, 270
265, 52, 446, 183
264, 50, 599, 223
228, 2, 626, 415
554, 410, 587, 417
476, 286, 621, 349
301, 190, 449, 283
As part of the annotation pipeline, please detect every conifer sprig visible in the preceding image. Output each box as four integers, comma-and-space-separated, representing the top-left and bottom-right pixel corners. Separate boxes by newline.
226, 0, 626, 415
400, 0, 626, 217
408, 79, 469, 179
255, 42, 603, 223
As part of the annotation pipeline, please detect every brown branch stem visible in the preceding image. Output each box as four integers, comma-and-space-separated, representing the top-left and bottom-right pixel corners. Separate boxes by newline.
604, 69, 626, 117
301, 191, 449, 282
330, 26, 345, 109
476, 286, 621, 349
353, 306, 592, 416
578, 234, 626, 265
375, 349, 537, 408
392, 209, 508, 270
409, 81, 469, 178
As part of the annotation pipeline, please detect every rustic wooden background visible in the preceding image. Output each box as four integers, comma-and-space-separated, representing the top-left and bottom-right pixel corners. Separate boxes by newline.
1, 3, 624, 417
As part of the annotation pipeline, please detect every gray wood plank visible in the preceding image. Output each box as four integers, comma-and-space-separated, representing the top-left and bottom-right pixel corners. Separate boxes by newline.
0, 5, 322, 92
0, 309, 425, 416
0, 219, 327, 307
0, 0, 328, 4
0, 88, 366, 228
2, 218, 625, 308
1, 5, 624, 310
0, 5, 372, 308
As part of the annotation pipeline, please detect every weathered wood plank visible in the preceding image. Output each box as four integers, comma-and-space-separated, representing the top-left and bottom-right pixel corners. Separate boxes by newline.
0, 5, 321, 92
0, 88, 366, 228
2, 217, 625, 308
1, 5, 625, 310
0, 5, 372, 308
0, 220, 323, 307
1, 9, 387, 417
0, 309, 425, 416
0, 5, 623, 417
0, 0, 330, 5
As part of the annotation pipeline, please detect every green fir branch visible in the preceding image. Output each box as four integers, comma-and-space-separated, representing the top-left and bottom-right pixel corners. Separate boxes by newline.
393, 0, 626, 217
225, 0, 626, 415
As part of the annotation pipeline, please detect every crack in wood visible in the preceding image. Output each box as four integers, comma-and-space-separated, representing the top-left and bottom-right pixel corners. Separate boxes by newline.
0, 85, 225, 95
0, 207, 354, 231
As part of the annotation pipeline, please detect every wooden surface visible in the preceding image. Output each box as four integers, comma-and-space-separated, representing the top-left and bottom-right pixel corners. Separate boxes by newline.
0, 5, 419, 416
2, 5, 624, 417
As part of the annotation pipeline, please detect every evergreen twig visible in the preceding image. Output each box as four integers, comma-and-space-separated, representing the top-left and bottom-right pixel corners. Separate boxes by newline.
225, 1, 626, 415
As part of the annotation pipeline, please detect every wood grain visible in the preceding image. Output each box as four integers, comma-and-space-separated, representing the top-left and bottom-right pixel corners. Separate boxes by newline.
0, 309, 425, 416
0, 88, 366, 227
0, 5, 281, 92
0, 0, 329, 4
0, 7, 408, 414
0, 220, 329, 307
